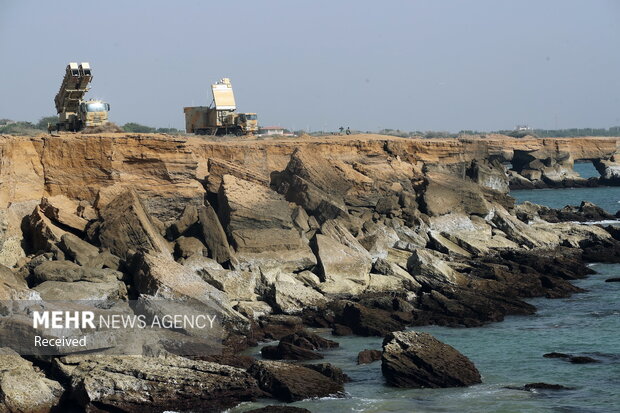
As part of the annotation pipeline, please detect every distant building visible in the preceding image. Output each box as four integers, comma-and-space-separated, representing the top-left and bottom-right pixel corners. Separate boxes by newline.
259, 126, 286, 135
515, 125, 532, 131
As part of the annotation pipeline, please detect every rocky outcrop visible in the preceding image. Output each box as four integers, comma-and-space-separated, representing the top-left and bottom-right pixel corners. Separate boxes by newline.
381, 331, 481, 388
248, 360, 344, 402
98, 189, 172, 262
55, 355, 262, 412
0, 349, 63, 413
358, 349, 382, 364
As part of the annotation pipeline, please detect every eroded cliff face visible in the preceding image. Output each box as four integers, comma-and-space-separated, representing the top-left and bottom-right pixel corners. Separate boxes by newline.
2, 133, 619, 214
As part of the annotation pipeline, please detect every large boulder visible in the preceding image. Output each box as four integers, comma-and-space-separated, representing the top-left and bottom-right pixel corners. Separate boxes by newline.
27, 205, 67, 253
132, 252, 247, 331
0, 264, 39, 300
0, 349, 64, 412
55, 355, 262, 412
271, 148, 350, 222
32, 260, 120, 284
420, 172, 491, 217
39, 195, 89, 233
58, 233, 100, 265
248, 360, 344, 402
381, 331, 481, 388
218, 174, 316, 272
594, 156, 620, 185
34, 279, 127, 301
198, 204, 233, 265
206, 157, 270, 194
98, 189, 172, 262
0, 207, 27, 267
311, 234, 371, 294
260, 270, 326, 314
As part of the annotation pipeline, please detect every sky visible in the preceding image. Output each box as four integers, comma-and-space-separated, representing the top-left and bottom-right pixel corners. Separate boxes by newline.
0, 0, 619, 132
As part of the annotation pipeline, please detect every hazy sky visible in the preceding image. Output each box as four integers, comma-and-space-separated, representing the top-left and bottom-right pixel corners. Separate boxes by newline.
1, 0, 619, 132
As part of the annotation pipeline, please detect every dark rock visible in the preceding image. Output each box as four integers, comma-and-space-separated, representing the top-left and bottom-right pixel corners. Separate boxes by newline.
381, 331, 481, 388
193, 354, 256, 369
357, 349, 382, 365
261, 342, 323, 361
605, 277, 620, 282
166, 204, 199, 239
543, 352, 570, 359
280, 330, 339, 350
569, 356, 599, 364
331, 324, 353, 336
336, 302, 405, 336
522, 382, 573, 391
174, 235, 208, 260
302, 362, 351, 384
256, 315, 305, 341
248, 360, 344, 402
58, 233, 99, 266
56, 355, 262, 412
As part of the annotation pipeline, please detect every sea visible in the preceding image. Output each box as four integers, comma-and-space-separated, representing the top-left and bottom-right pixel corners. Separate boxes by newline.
230, 162, 620, 413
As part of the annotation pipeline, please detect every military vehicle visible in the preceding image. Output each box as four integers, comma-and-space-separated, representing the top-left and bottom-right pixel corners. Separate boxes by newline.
52, 62, 110, 132
184, 78, 257, 136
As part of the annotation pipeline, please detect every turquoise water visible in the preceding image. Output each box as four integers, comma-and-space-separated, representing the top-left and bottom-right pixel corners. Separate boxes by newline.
231, 186, 620, 413
511, 162, 620, 214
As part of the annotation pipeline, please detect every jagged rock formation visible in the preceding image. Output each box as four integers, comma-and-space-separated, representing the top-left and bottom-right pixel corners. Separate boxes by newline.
1, 132, 620, 411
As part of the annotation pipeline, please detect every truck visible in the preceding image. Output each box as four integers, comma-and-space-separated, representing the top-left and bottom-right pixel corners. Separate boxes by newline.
52, 62, 110, 132
184, 78, 257, 136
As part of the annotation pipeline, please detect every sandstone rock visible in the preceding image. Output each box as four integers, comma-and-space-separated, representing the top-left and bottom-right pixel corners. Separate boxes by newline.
466, 159, 509, 193
260, 270, 326, 314
421, 172, 490, 217
32, 260, 120, 285
428, 231, 471, 257
358, 349, 382, 364
0, 349, 63, 412
291, 205, 310, 232
312, 234, 371, 294
198, 267, 258, 301
336, 302, 404, 336
271, 148, 350, 222
206, 157, 270, 194
366, 273, 405, 292
0, 208, 27, 267
280, 330, 339, 351
248, 360, 344, 402
235, 301, 273, 320
98, 189, 172, 262
166, 204, 199, 239
0, 264, 38, 300
359, 225, 400, 261
27, 205, 67, 253
34, 279, 127, 301
381, 331, 481, 388
56, 355, 261, 412
407, 249, 466, 285
132, 252, 247, 331
256, 315, 304, 341
594, 156, 620, 185
174, 235, 208, 260
40, 195, 89, 233
58, 233, 100, 265
198, 204, 233, 264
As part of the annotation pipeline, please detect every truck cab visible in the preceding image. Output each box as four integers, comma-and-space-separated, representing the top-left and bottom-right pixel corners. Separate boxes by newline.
79, 100, 110, 128
238, 113, 258, 134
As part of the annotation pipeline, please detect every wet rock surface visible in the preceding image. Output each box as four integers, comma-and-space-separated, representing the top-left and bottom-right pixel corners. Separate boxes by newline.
381, 331, 482, 388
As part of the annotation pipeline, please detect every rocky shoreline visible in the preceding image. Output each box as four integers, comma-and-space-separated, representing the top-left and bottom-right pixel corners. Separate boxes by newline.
0, 133, 619, 412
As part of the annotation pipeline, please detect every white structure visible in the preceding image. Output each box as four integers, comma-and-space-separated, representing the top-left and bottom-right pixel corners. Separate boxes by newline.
259, 126, 285, 135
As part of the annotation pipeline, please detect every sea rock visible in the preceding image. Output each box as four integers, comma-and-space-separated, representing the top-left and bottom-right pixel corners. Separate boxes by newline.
235, 301, 273, 320
256, 315, 304, 341
594, 156, 620, 185
0, 349, 64, 413
336, 302, 405, 336
248, 360, 344, 402
27, 205, 67, 253
420, 172, 491, 217
197, 204, 233, 264
301, 363, 350, 384
357, 349, 382, 364
55, 355, 262, 412
98, 189, 172, 262
34, 279, 127, 301
381, 331, 481, 388
312, 234, 371, 294
166, 204, 199, 239
245, 406, 311, 413
260, 270, 326, 314
261, 342, 323, 361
